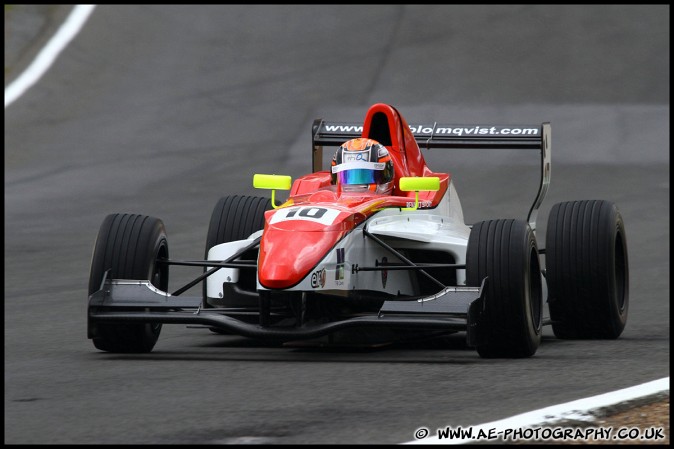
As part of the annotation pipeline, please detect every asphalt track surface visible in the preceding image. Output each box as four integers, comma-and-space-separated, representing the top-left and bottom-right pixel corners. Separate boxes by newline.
4, 5, 669, 444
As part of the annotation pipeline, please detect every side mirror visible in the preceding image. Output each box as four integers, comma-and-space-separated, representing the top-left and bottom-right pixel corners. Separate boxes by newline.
253, 174, 292, 209
399, 177, 440, 211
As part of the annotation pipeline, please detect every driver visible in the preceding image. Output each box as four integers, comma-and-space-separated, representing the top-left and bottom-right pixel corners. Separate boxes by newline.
330, 138, 394, 195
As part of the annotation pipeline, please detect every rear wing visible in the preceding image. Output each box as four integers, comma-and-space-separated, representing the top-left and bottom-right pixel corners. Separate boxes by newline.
311, 120, 551, 232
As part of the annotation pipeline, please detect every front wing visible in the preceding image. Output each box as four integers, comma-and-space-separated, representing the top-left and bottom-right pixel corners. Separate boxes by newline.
88, 274, 489, 347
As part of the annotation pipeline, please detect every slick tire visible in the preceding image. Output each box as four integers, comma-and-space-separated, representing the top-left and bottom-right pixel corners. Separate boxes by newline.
546, 200, 629, 339
88, 214, 169, 353
467, 219, 543, 358
203, 195, 272, 311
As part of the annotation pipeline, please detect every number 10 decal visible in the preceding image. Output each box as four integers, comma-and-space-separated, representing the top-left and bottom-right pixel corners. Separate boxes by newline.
269, 206, 342, 226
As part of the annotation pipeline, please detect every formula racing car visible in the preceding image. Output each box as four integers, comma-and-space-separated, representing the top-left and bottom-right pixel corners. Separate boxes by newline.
87, 103, 629, 358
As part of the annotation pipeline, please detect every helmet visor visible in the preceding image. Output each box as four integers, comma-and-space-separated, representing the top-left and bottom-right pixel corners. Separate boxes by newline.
332, 161, 386, 185
338, 169, 379, 185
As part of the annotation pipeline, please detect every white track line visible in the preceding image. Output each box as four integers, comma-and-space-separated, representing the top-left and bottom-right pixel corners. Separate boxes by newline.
406, 377, 669, 444
4, 4, 96, 108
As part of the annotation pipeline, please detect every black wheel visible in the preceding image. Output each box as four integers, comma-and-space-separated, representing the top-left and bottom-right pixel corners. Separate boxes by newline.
203, 195, 272, 308
466, 219, 543, 358
88, 214, 169, 353
546, 200, 629, 339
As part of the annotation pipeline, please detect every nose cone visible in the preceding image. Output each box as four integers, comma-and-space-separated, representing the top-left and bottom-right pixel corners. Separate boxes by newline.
257, 206, 356, 290
258, 227, 344, 289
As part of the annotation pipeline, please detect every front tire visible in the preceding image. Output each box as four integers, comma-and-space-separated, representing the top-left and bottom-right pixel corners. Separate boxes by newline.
546, 200, 629, 339
466, 219, 543, 358
203, 195, 272, 308
88, 214, 169, 353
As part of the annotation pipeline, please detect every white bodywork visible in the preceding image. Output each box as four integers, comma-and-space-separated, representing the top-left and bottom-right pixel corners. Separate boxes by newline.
208, 181, 470, 299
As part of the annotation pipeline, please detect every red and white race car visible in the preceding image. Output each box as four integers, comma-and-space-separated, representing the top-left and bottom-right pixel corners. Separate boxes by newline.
87, 103, 629, 358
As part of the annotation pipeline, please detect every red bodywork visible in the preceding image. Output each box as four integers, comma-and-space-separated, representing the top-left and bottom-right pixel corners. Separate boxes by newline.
258, 104, 451, 289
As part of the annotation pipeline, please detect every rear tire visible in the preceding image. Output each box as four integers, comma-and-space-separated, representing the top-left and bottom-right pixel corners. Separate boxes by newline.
546, 200, 629, 339
466, 219, 543, 358
88, 214, 169, 353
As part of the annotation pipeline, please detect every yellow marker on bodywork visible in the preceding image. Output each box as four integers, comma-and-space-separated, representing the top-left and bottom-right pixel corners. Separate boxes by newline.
253, 174, 292, 209
399, 177, 440, 211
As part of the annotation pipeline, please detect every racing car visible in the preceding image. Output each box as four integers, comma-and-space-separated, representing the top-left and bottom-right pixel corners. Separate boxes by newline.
87, 103, 629, 358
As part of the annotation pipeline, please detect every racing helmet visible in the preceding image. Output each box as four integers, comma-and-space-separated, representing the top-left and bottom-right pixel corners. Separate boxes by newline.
331, 138, 394, 194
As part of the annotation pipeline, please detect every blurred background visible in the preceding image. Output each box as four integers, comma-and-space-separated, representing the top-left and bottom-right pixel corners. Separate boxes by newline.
5, 5, 669, 444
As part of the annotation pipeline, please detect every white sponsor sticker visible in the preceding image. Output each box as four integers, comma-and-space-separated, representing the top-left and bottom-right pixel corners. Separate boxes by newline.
331, 161, 385, 173
406, 200, 433, 209
343, 149, 369, 162
269, 206, 342, 226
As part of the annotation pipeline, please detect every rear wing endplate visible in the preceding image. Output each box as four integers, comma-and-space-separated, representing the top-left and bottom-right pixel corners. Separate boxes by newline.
311, 120, 551, 233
